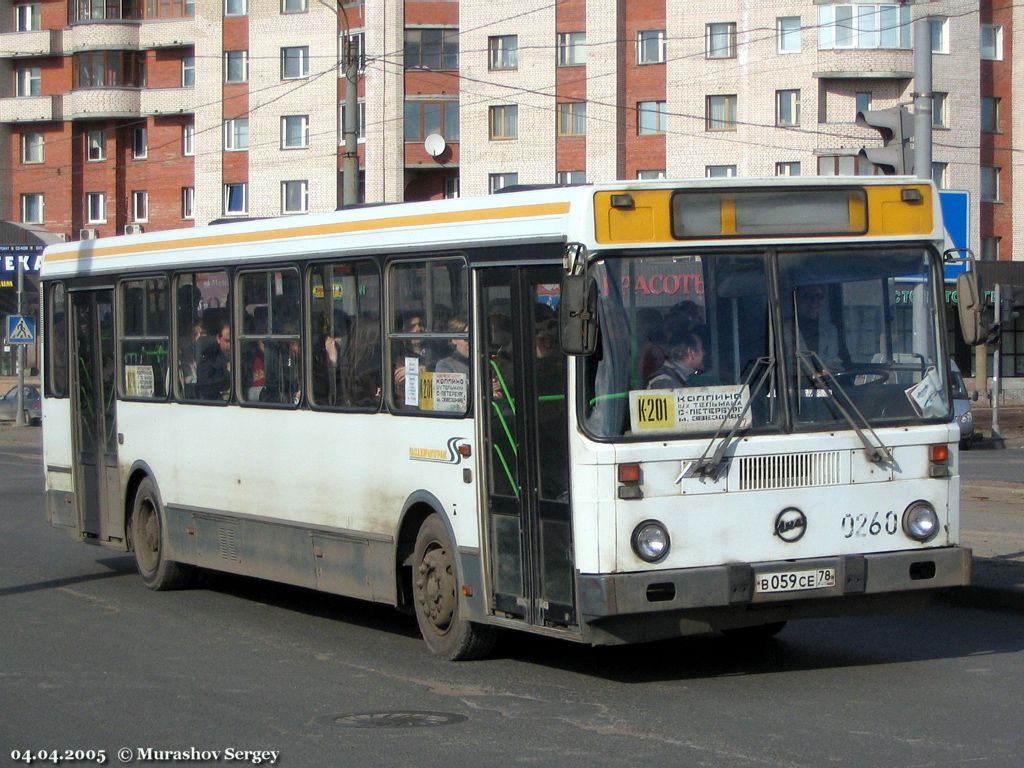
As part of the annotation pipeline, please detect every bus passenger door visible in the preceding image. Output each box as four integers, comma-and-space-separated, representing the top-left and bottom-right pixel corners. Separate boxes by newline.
479, 267, 576, 629
70, 289, 119, 541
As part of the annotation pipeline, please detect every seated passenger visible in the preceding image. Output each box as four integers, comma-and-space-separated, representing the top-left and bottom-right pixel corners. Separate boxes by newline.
435, 317, 469, 376
196, 321, 231, 400
646, 331, 706, 389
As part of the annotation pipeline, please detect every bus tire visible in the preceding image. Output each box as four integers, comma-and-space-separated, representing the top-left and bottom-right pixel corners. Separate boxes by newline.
412, 514, 496, 661
129, 477, 192, 591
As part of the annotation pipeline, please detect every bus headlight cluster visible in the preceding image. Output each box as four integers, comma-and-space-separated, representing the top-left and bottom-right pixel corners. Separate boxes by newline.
631, 520, 670, 563
902, 501, 939, 542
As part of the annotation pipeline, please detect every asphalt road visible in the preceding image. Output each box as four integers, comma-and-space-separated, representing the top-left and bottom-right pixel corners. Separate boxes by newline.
3, 433, 1024, 768
960, 447, 1024, 484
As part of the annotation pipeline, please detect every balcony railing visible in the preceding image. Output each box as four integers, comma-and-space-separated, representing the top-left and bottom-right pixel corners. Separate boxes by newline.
63, 88, 141, 119
141, 86, 195, 116
0, 30, 59, 58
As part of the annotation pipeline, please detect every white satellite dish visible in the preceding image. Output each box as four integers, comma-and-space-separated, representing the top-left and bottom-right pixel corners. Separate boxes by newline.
424, 133, 446, 157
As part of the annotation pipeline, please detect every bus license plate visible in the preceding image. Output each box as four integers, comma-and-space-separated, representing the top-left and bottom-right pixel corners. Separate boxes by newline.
755, 568, 836, 594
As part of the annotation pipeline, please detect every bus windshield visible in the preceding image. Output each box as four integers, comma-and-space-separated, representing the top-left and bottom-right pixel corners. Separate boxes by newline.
581, 246, 949, 439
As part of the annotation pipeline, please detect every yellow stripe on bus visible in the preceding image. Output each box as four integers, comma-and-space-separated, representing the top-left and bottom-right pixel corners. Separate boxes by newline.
45, 202, 572, 263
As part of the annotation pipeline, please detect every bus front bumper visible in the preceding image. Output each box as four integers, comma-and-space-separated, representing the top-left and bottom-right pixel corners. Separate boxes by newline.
577, 546, 971, 621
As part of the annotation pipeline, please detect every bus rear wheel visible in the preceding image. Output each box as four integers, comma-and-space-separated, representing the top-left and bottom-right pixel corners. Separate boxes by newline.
412, 514, 495, 660
129, 477, 192, 590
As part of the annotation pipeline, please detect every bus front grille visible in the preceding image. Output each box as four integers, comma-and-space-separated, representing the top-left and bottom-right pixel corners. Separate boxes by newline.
738, 451, 842, 491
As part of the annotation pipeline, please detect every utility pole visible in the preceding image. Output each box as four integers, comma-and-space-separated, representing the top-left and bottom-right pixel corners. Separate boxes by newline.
15, 252, 26, 427
342, 22, 359, 206
912, 17, 933, 181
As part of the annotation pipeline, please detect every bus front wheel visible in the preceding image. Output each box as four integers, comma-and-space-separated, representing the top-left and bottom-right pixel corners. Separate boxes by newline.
129, 477, 192, 590
412, 514, 495, 660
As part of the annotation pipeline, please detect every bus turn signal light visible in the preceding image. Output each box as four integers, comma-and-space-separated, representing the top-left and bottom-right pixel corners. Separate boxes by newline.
928, 444, 949, 477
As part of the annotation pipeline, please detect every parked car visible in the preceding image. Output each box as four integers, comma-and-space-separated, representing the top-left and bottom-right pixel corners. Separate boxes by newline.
0, 384, 41, 426
950, 362, 975, 449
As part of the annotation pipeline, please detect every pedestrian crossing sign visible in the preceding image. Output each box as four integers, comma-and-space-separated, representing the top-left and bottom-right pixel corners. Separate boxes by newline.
5, 315, 35, 344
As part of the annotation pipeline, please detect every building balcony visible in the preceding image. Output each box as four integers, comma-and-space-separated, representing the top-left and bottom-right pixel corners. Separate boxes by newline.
64, 21, 140, 53
63, 88, 141, 119
140, 87, 195, 116
139, 19, 195, 49
0, 95, 61, 122
813, 49, 914, 81
0, 30, 60, 58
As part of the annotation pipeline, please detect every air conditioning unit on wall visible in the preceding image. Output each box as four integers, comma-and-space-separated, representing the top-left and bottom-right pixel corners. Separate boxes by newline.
124, 224, 143, 235
79, 228, 98, 240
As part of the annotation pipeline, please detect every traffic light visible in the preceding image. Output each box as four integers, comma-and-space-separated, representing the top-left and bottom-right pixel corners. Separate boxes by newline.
856, 106, 914, 175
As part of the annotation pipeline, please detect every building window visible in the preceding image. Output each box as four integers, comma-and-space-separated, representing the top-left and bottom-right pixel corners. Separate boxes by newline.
281, 46, 309, 79
21, 193, 43, 224
981, 237, 1000, 262
706, 22, 736, 59
776, 161, 801, 176
776, 89, 800, 127
16, 67, 41, 97
929, 17, 948, 54
404, 100, 458, 141
86, 130, 106, 161
556, 171, 586, 184
488, 35, 518, 70
224, 183, 247, 215
21, 132, 44, 164
489, 173, 518, 193
133, 127, 148, 159
132, 191, 148, 222
777, 16, 801, 53
637, 100, 667, 134
558, 102, 586, 136
225, 0, 246, 15
489, 105, 518, 140
980, 166, 1000, 202
636, 169, 665, 180
86, 192, 106, 224
856, 91, 872, 118
281, 115, 309, 149
340, 32, 366, 71
818, 5, 911, 50
932, 92, 947, 129
444, 176, 459, 199
931, 162, 947, 189
637, 30, 666, 64
404, 28, 459, 70
340, 101, 367, 141
557, 32, 586, 66
74, 51, 145, 88
182, 187, 194, 219
706, 95, 737, 131
182, 55, 195, 87
281, 0, 305, 12
981, 25, 1002, 60
224, 118, 249, 150
706, 165, 737, 178
818, 155, 877, 176
282, 180, 308, 214
183, 123, 195, 156
225, 51, 248, 83
981, 97, 1000, 134
15, 3, 41, 31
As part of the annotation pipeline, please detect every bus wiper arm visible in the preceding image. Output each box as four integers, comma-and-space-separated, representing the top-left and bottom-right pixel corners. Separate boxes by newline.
682, 356, 774, 483
799, 352, 894, 465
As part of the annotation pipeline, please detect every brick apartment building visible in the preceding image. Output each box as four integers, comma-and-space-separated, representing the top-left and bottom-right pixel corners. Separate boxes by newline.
1, 0, 1022, 380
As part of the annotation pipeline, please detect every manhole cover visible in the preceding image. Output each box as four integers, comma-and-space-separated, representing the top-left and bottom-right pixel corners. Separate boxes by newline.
320, 712, 468, 729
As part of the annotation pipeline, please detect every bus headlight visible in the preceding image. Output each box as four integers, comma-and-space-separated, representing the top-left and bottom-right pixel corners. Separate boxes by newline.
902, 502, 939, 542
631, 520, 670, 563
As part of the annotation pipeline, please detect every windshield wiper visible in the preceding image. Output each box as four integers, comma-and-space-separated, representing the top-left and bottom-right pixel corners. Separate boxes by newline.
798, 351, 894, 465
680, 356, 774, 483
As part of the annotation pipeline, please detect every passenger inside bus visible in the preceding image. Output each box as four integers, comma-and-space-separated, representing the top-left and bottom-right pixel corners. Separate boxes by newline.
197, 320, 231, 400
435, 317, 469, 376
793, 284, 846, 374
347, 314, 382, 407
312, 312, 350, 406
393, 310, 435, 406
646, 330, 707, 389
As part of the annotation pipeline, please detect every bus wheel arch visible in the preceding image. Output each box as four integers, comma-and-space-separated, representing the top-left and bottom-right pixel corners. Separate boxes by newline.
126, 469, 192, 591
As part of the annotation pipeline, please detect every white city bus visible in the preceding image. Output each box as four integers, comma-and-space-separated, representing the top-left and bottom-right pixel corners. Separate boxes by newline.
40, 178, 970, 659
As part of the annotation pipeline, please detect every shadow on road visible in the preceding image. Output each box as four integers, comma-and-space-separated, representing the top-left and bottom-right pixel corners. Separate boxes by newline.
0, 555, 134, 599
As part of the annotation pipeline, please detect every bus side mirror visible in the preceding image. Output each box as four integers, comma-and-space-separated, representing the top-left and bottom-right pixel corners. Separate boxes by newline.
956, 272, 988, 346
559, 274, 598, 356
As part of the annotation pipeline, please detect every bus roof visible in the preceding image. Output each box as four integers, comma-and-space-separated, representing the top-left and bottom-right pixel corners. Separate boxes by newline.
41, 177, 942, 280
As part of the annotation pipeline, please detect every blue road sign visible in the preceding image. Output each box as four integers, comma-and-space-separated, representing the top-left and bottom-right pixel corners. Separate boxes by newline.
5, 315, 35, 344
939, 190, 970, 281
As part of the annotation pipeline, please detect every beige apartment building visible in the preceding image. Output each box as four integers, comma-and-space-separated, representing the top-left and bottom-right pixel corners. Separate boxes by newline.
1, 0, 1022, 377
